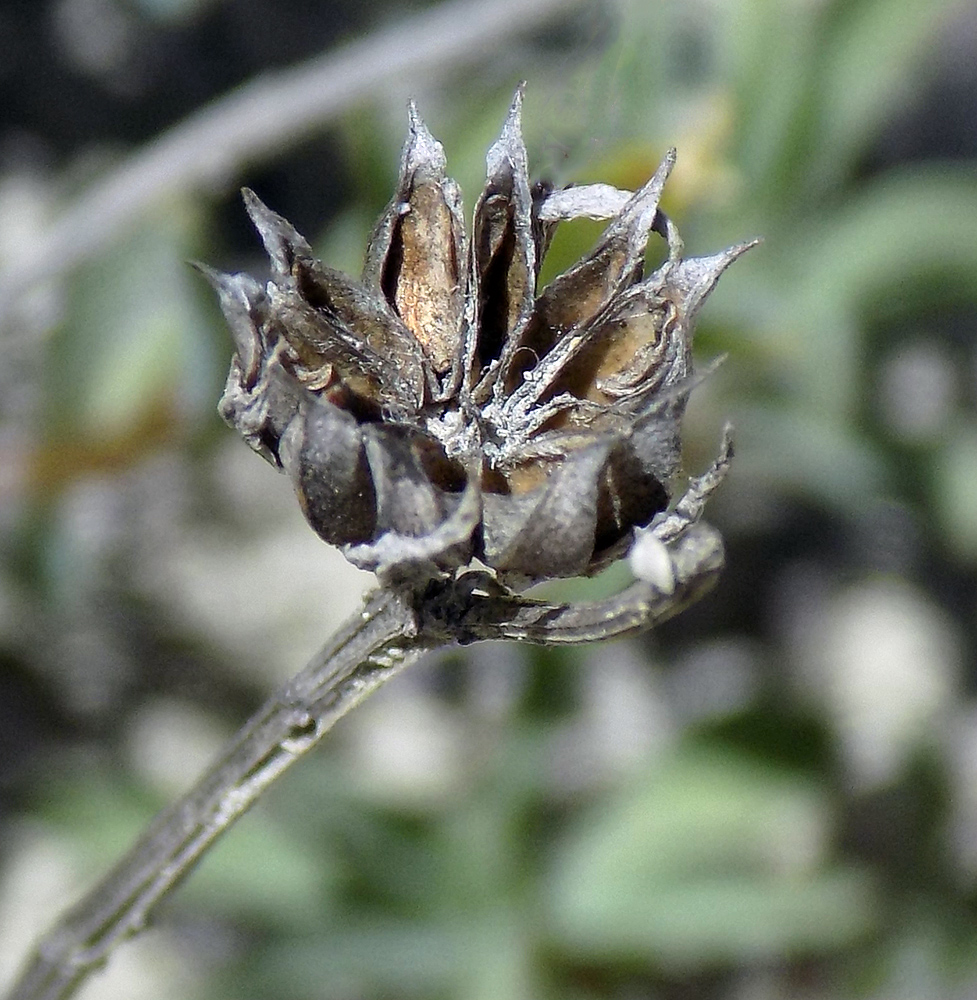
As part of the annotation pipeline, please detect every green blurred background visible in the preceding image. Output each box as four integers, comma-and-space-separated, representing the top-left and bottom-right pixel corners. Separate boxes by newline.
2, 0, 977, 997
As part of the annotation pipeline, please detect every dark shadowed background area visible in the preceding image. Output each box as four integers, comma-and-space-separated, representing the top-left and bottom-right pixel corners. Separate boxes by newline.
2, 0, 977, 998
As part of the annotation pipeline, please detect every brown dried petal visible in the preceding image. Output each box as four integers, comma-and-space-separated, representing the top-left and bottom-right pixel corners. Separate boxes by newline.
268, 292, 386, 413
289, 258, 428, 411
278, 394, 377, 545
362, 426, 458, 539
593, 441, 670, 556
244, 189, 427, 413
389, 181, 464, 374
468, 86, 537, 386
543, 240, 756, 421
364, 104, 466, 383
501, 149, 676, 393
544, 289, 672, 407
344, 477, 479, 579
622, 377, 698, 484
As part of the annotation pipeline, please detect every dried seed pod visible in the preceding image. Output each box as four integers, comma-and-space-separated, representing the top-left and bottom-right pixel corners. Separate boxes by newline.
208, 88, 755, 584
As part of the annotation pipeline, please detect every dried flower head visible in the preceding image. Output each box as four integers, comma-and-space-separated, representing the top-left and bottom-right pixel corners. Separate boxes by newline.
204, 88, 753, 584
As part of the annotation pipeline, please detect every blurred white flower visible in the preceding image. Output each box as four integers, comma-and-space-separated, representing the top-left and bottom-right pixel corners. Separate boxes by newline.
877, 338, 956, 444
795, 577, 960, 789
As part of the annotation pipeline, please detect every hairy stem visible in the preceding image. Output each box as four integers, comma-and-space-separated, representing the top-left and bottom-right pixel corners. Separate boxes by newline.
5, 587, 430, 1000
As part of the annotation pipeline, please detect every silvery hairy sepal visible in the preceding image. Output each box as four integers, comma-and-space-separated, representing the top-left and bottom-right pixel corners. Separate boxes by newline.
204, 87, 754, 585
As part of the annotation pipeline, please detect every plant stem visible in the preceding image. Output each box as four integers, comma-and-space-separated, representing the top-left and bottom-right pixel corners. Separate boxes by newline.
5, 587, 430, 1000
448, 524, 725, 644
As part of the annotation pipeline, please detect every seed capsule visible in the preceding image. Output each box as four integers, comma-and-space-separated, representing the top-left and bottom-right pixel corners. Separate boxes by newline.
208, 87, 755, 583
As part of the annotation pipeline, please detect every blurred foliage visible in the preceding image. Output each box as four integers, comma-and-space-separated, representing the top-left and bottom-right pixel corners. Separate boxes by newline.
3, 0, 977, 998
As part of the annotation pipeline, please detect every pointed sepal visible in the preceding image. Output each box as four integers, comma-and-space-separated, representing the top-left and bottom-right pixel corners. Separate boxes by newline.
192, 263, 267, 388
241, 188, 313, 286
467, 85, 538, 393
661, 239, 759, 325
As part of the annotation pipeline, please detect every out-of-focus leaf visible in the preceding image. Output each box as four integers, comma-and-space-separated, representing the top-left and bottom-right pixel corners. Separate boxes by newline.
244, 913, 534, 1000
48, 197, 216, 444
729, 403, 889, 510
740, 167, 977, 415
812, 0, 954, 189
42, 770, 340, 929
726, 0, 823, 206
132, 0, 210, 22
544, 745, 876, 966
726, 0, 957, 205
932, 420, 977, 562
791, 167, 977, 315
